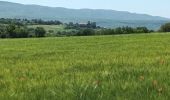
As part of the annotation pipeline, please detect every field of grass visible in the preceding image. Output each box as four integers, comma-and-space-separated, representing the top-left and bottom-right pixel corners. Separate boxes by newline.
28, 25, 75, 33
28, 25, 65, 31
0, 33, 170, 100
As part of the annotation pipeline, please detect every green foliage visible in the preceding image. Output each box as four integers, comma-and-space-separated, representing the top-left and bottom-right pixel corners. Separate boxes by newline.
98, 26, 151, 35
6, 24, 16, 38
66, 21, 97, 29
0, 33, 170, 100
0, 24, 6, 38
35, 27, 46, 37
14, 27, 29, 38
0, 18, 62, 25
115, 27, 122, 34
135, 27, 149, 33
0, 18, 155, 38
0, 24, 30, 38
28, 25, 66, 34
159, 23, 170, 32
77, 28, 95, 36
0, 23, 48, 38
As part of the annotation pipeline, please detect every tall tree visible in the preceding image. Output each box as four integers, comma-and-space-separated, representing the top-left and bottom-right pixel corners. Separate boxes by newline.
35, 27, 46, 37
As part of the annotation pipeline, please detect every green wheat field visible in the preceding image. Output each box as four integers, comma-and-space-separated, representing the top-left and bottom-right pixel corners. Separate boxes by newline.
0, 33, 170, 100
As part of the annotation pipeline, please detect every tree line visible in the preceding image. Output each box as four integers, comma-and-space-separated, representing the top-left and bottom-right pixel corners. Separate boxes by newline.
0, 18, 62, 25
0, 24, 46, 38
0, 23, 155, 38
52, 26, 153, 36
0, 18, 170, 38
66, 21, 98, 29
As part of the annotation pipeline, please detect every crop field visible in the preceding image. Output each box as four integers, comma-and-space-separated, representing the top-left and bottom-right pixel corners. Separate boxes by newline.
0, 33, 170, 100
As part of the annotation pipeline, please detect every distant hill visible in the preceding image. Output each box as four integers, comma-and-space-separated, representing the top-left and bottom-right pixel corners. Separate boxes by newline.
0, 1, 170, 30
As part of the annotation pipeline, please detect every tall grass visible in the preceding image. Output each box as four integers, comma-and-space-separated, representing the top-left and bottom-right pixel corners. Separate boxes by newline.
0, 33, 170, 100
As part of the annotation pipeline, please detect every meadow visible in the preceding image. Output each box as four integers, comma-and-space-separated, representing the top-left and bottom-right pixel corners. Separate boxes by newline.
28, 25, 76, 35
28, 25, 65, 32
0, 33, 170, 100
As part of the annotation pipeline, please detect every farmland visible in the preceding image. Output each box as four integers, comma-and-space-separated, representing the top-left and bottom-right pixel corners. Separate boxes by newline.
27, 25, 66, 33
0, 33, 170, 100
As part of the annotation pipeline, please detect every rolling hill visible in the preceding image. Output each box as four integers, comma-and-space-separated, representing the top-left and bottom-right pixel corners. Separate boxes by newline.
0, 1, 170, 29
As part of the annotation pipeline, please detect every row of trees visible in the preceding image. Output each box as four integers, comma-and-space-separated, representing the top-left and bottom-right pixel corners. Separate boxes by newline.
55, 26, 152, 36
0, 18, 62, 25
66, 22, 170, 36
0, 24, 153, 38
99, 26, 152, 35
1, 18, 170, 38
31, 19, 62, 25
0, 24, 46, 38
66, 21, 97, 29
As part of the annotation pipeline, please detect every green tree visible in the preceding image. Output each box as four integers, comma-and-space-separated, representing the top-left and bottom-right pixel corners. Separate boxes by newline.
0, 25, 6, 38
135, 27, 149, 33
35, 27, 46, 37
6, 24, 16, 38
115, 27, 122, 34
159, 23, 170, 32
15, 27, 29, 38
77, 28, 95, 36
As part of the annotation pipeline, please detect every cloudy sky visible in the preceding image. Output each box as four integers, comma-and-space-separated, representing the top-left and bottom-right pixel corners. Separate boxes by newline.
2, 0, 170, 18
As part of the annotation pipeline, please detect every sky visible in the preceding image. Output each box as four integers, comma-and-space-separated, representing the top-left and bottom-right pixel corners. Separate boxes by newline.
1, 0, 170, 18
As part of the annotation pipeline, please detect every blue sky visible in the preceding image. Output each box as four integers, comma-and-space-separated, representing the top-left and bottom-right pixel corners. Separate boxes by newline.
2, 0, 170, 18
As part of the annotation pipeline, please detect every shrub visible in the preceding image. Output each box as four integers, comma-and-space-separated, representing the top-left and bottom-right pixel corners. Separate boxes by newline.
159, 23, 170, 32
77, 29, 95, 36
35, 27, 46, 37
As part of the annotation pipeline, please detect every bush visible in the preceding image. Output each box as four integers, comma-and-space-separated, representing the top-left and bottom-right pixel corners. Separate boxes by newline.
35, 27, 46, 37
77, 28, 95, 36
159, 23, 170, 32
135, 27, 149, 33
15, 27, 29, 38
4, 24, 30, 38
6, 24, 16, 38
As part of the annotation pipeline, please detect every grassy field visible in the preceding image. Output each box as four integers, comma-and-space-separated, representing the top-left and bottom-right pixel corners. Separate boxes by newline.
0, 33, 170, 100
28, 25, 65, 31
28, 25, 75, 34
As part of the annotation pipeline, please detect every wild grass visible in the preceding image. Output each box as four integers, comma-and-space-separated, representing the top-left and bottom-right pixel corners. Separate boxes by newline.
28, 25, 75, 33
0, 33, 170, 100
